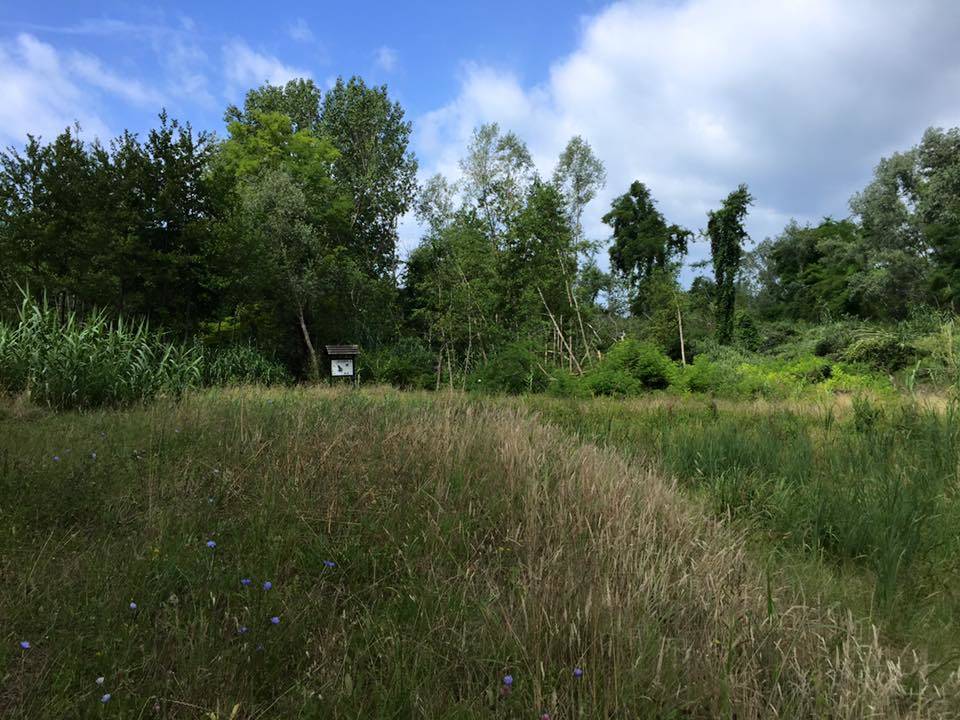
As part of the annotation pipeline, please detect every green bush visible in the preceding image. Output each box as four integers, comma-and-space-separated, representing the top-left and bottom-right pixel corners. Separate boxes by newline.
599, 339, 675, 389
362, 338, 435, 389
842, 328, 917, 372
202, 344, 292, 387
676, 355, 729, 394
583, 368, 643, 397
734, 311, 762, 352
546, 368, 589, 398
470, 341, 549, 395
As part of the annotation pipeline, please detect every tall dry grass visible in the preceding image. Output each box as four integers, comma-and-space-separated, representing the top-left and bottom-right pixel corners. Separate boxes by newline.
2, 387, 958, 717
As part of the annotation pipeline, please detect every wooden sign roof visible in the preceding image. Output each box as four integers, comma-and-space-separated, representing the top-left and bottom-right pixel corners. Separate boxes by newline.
324, 344, 360, 356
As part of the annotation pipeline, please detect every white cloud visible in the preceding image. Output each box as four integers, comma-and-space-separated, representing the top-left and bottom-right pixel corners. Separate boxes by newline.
415, 0, 960, 272
289, 18, 313, 43
222, 40, 309, 96
69, 52, 164, 107
0, 33, 112, 145
375, 46, 398, 73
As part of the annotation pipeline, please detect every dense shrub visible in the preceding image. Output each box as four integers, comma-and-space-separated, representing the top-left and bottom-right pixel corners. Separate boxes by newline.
202, 344, 292, 386
470, 341, 549, 395
676, 355, 730, 394
546, 368, 589, 398
583, 368, 643, 397
734, 311, 762, 351
598, 339, 675, 389
842, 328, 917, 372
362, 338, 435, 389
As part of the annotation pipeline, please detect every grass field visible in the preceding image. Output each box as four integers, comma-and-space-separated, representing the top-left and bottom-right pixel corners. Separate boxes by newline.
3, 387, 960, 718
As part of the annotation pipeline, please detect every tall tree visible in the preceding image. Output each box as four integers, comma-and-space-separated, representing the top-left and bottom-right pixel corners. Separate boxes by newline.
604, 181, 690, 315
706, 184, 753, 344
552, 136, 606, 247
320, 77, 418, 279
224, 78, 323, 134
220, 110, 346, 378
459, 123, 534, 244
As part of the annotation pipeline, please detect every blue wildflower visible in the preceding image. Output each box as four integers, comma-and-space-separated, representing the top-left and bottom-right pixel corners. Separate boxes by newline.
237, 626, 249, 635
53, 456, 60, 462
129, 602, 137, 610
262, 580, 272, 590
503, 674, 513, 686
206, 540, 216, 549
101, 693, 111, 703
573, 667, 583, 678
323, 560, 336, 568
19, 640, 30, 649
270, 616, 280, 625
241, 578, 252, 586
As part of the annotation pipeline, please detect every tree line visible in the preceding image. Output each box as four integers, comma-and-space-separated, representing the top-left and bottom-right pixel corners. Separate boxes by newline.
1, 76, 958, 385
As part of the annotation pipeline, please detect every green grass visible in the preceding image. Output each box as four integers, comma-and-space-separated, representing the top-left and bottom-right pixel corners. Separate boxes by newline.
2, 388, 959, 718
531, 394, 960, 657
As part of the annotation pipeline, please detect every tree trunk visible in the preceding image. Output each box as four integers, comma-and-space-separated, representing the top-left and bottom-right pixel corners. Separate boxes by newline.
677, 301, 687, 366
297, 305, 320, 382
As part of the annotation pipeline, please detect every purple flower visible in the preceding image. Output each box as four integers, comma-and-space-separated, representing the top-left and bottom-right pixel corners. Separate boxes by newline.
237, 626, 249, 635
19, 640, 30, 650
53, 456, 60, 462
323, 560, 336, 568
502, 674, 513, 687
541, 714, 551, 720
101, 693, 112, 703
241, 578, 252, 586
262, 581, 272, 590
573, 667, 583, 678
129, 602, 137, 610
206, 540, 216, 549
270, 616, 280, 625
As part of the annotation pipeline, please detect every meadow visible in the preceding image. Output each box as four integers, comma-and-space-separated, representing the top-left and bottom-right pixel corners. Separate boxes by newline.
3, 386, 960, 718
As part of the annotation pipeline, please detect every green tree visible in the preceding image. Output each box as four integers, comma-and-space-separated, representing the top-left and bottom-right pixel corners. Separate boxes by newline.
320, 77, 418, 279
459, 123, 534, 243
604, 181, 690, 316
219, 110, 347, 379
750, 218, 864, 320
552, 135, 606, 247
706, 184, 753, 344
225, 78, 323, 134
499, 180, 577, 331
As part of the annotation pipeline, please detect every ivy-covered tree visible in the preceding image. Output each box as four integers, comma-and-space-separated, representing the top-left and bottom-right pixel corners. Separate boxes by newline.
604, 181, 690, 316
706, 184, 753, 344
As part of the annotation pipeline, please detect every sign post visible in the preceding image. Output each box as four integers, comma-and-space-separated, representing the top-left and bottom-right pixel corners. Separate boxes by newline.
324, 345, 360, 386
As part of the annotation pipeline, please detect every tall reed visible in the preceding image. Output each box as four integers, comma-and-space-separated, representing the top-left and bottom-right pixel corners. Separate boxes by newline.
0, 293, 201, 409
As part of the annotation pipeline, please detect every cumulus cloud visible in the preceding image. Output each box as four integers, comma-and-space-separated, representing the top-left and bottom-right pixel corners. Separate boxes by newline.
223, 40, 309, 96
415, 0, 960, 270
375, 46, 398, 73
0, 33, 117, 145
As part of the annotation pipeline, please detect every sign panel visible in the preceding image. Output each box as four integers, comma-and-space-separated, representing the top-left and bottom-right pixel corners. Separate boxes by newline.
331, 358, 354, 377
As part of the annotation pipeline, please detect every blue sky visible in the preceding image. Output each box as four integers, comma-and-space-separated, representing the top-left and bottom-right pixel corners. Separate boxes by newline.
0, 1, 594, 139
2, 1, 960, 276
